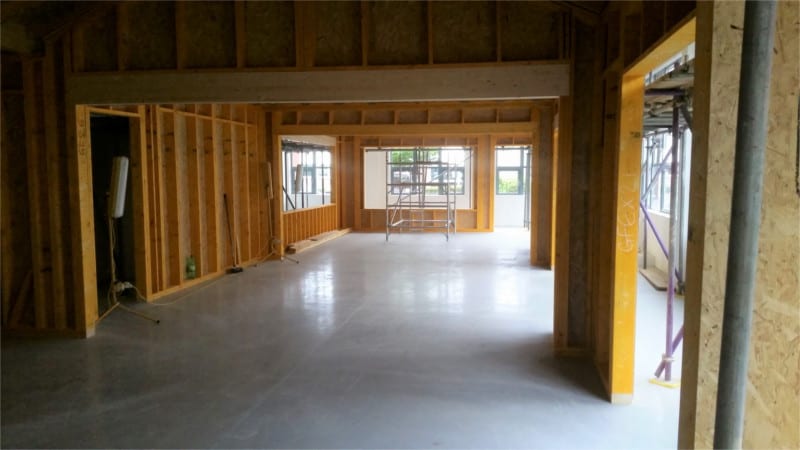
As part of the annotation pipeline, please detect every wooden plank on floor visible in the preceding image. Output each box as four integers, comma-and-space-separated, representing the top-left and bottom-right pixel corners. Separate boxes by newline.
286, 228, 351, 254
640, 267, 668, 291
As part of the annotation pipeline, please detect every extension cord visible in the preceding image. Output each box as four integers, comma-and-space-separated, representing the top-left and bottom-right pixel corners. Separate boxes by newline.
113, 281, 134, 293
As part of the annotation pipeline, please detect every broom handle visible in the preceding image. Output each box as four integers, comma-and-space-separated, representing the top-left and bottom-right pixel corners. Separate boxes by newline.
223, 193, 236, 265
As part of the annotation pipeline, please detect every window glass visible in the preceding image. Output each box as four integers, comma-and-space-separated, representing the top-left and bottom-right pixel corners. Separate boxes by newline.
282, 140, 334, 211
497, 149, 521, 167
497, 170, 521, 194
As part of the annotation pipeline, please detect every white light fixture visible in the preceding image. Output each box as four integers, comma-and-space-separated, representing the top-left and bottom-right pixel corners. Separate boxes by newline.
108, 156, 129, 219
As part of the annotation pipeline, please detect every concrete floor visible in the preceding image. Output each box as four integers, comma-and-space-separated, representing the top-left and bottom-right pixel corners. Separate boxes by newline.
2, 229, 681, 449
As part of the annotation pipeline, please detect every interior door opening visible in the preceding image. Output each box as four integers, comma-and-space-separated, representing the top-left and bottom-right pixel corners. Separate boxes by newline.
494, 145, 532, 229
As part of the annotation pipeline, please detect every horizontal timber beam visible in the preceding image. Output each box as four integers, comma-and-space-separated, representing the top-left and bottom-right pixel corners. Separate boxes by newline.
275, 122, 535, 136
66, 63, 569, 105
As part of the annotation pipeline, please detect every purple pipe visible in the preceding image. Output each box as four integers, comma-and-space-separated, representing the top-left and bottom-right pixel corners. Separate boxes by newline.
654, 325, 684, 377
640, 202, 684, 286
640, 202, 669, 257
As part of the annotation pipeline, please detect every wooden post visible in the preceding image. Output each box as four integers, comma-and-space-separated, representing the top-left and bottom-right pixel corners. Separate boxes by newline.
271, 113, 284, 255
130, 106, 152, 298
22, 60, 48, 330
68, 105, 98, 336
553, 95, 573, 352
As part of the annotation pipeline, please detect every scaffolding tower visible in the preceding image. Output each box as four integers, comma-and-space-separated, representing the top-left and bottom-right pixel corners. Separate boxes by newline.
385, 148, 457, 241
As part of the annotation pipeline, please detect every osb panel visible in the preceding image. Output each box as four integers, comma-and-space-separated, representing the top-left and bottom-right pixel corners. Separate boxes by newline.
281, 111, 298, 125
566, 20, 595, 347
683, 2, 800, 448
299, 111, 329, 125
665, 1, 695, 32
245, 1, 295, 67
500, 2, 560, 61
364, 110, 394, 125
124, 2, 177, 70
498, 107, 531, 123
333, 110, 361, 125
464, 108, 496, 123
432, 1, 496, 63
368, 1, 427, 65
641, 1, 666, 51
430, 109, 461, 124
314, 1, 361, 67
378, 137, 402, 147
81, 11, 118, 72
181, 1, 236, 69
397, 109, 427, 124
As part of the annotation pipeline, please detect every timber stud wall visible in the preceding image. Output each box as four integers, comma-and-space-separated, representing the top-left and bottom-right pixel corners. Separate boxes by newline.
136, 104, 268, 299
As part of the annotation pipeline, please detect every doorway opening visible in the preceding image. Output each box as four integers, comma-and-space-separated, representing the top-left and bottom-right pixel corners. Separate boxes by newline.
89, 114, 134, 315
494, 145, 532, 229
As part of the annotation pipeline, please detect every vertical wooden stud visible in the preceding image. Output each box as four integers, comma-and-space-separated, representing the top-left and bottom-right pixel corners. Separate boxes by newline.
23, 61, 49, 329
43, 45, 69, 328
68, 105, 99, 336
608, 75, 644, 403
130, 106, 152, 298
185, 115, 204, 276
553, 96, 573, 352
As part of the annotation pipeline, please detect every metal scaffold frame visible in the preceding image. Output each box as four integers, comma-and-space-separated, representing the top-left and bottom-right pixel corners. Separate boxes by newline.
384, 148, 458, 241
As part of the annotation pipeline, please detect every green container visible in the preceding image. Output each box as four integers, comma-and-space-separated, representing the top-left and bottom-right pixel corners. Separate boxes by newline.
186, 255, 196, 280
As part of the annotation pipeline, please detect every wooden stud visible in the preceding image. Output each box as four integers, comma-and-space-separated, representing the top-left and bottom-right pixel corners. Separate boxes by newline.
42, 44, 69, 329
247, 122, 261, 259
235, 123, 251, 262
271, 113, 284, 255
161, 109, 183, 286
608, 75, 644, 402
553, 95, 573, 351
68, 105, 99, 335
223, 121, 237, 267
212, 106, 226, 271
23, 60, 49, 330
122, 106, 150, 299
185, 115, 204, 277
488, 135, 496, 231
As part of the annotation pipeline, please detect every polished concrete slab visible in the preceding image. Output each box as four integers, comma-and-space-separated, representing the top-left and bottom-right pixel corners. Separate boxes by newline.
2, 229, 681, 448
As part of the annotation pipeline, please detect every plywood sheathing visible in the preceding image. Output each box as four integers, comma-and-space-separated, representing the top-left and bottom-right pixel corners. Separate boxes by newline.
499, 2, 563, 61
243, 2, 295, 68
432, 1, 496, 64
314, 1, 361, 67
679, 1, 800, 448
179, 2, 236, 69
367, 1, 428, 66
566, 19, 596, 348
67, 1, 569, 73
120, 2, 177, 70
